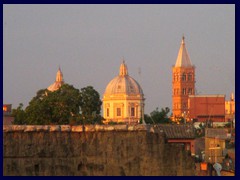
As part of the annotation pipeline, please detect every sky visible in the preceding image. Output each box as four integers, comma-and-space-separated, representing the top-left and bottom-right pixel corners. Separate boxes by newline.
3, 4, 235, 114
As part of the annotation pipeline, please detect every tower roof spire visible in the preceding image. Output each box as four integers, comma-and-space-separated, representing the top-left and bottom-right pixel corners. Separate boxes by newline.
175, 36, 192, 67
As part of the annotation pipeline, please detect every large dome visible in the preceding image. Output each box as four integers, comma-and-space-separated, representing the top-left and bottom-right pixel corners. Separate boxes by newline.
102, 60, 145, 124
104, 61, 143, 95
104, 75, 143, 95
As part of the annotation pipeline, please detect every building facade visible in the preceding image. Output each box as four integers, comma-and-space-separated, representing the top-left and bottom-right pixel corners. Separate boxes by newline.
204, 128, 231, 164
225, 93, 235, 122
188, 95, 225, 122
102, 60, 144, 124
3, 104, 14, 125
172, 36, 195, 120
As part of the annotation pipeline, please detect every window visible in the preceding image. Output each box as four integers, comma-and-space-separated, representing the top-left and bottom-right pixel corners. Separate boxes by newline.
117, 108, 121, 116
131, 107, 135, 117
188, 74, 192, 81
182, 73, 186, 81
182, 88, 186, 95
106, 108, 109, 117
174, 89, 179, 95
174, 73, 178, 81
183, 103, 187, 108
188, 88, 192, 95
176, 74, 179, 81
130, 86, 134, 93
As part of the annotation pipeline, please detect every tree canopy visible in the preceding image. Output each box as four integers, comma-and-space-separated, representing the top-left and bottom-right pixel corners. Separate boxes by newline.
79, 86, 102, 124
12, 84, 103, 125
142, 107, 172, 124
12, 103, 26, 125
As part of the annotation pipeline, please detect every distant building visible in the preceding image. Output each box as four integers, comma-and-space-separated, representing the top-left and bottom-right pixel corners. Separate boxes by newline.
47, 67, 64, 92
172, 36, 195, 121
204, 128, 234, 167
225, 93, 235, 122
3, 104, 14, 125
188, 95, 225, 122
102, 60, 145, 124
3, 104, 12, 116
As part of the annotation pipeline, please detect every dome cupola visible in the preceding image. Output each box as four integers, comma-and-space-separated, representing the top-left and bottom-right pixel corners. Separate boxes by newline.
104, 61, 143, 95
47, 67, 64, 92
102, 59, 145, 124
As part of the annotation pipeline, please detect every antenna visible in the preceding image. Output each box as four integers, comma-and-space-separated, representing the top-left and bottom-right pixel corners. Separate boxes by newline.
138, 67, 145, 124
206, 94, 220, 128
138, 67, 141, 76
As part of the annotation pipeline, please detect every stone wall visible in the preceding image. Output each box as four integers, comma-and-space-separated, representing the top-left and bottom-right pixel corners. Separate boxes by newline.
3, 125, 195, 176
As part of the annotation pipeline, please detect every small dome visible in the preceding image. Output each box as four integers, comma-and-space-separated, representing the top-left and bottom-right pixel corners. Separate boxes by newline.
47, 67, 64, 92
47, 81, 63, 92
104, 61, 143, 95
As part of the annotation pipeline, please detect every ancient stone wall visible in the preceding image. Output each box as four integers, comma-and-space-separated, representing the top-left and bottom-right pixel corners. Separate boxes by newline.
3, 125, 195, 176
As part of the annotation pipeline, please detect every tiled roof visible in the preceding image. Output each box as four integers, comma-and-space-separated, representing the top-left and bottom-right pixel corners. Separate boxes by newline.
156, 124, 195, 139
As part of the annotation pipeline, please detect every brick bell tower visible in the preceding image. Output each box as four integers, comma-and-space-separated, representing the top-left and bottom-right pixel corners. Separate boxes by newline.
172, 36, 195, 121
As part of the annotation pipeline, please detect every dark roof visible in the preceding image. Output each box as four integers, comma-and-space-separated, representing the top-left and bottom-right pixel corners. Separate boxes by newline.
156, 124, 195, 139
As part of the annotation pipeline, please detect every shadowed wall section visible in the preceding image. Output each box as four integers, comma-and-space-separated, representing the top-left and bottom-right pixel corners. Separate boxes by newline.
3, 125, 195, 176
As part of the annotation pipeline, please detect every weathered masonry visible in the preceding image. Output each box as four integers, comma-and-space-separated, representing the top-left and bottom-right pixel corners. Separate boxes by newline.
3, 125, 195, 176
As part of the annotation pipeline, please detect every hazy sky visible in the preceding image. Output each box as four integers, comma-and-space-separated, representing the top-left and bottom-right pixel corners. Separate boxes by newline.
3, 4, 235, 114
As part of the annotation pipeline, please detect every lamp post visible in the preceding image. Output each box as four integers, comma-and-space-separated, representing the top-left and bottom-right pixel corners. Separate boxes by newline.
182, 111, 186, 124
141, 101, 145, 125
128, 103, 130, 124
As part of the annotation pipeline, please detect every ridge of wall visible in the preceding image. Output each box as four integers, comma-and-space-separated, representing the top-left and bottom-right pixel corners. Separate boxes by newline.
3, 125, 195, 176
3, 124, 159, 133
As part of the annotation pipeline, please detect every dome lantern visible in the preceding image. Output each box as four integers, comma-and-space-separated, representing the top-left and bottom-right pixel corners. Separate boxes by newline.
56, 67, 63, 82
119, 60, 128, 76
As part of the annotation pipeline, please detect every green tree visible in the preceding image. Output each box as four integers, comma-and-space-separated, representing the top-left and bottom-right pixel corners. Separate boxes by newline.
195, 122, 206, 137
79, 86, 102, 123
24, 84, 82, 125
24, 89, 52, 124
144, 107, 172, 124
140, 114, 152, 124
50, 84, 82, 124
12, 103, 26, 125
13, 84, 103, 125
